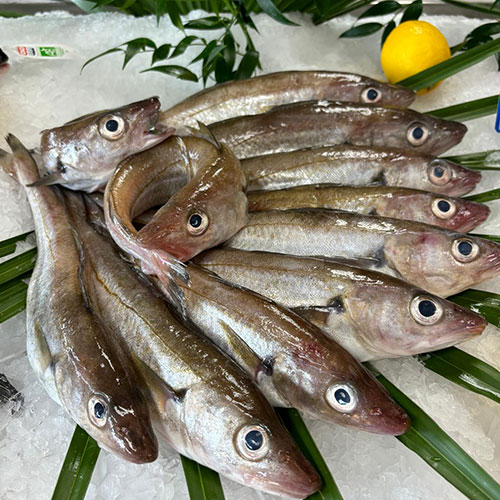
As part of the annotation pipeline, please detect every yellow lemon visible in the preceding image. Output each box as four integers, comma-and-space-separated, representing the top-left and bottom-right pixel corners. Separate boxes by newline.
381, 20, 451, 93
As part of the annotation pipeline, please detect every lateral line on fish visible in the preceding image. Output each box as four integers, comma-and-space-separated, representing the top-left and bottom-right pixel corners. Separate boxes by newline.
246, 160, 322, 183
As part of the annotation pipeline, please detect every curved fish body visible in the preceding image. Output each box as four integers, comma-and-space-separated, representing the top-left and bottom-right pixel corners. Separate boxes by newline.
208, 101, 467, 158
159, 71, 416, 128
242, 146, 481, 197
105, 134, 247, 283
157, 263, 410, 435
0, 136, 158, 463
194, 249, 486, 361
0, 48, 9, 76
64, 193, 320, 499
225, 210, 500, 297
247, 185, 489, 232
37, 97, 174, 192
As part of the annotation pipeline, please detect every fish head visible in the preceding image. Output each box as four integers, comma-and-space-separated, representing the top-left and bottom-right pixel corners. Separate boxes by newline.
374, 110, 467, 155
357, 80, 415, 107
177, 379, 321, 498
376, 191, 489, 232
40, 97, 174, 192
384, 231, 500, 297
138, 144, 248, 262
344, 278, 486, 357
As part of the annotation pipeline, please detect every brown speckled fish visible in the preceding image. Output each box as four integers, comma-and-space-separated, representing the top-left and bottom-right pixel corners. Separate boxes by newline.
208, 101, 467, 158
194, 249, 487, 361
35, 97, 174, 192
241, 146, 481, 197
0, 136, 158, 463
159, 71, 416, 128
247, 185, 489, 232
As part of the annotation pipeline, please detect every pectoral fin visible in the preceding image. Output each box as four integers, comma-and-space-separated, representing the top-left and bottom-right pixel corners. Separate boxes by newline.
26, 171, 63, 187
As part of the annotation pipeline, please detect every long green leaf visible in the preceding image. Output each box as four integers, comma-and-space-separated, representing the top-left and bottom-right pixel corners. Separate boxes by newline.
52, 426, 100, 500
416, 348, 500, 405
443, 150, 500, 170
369, 366, 500, 500
255, 0, 298, 25
0, 231, 32, 258
180, 455, 225, 500
398, 37, 500, 91
449, 289, 500, 328
0, 277, 28, 324
0, 248, 36, 286
470, 234, 500, 243
277, 408, 344, 500
427, 95, 498, 122
465, 188, 500, 202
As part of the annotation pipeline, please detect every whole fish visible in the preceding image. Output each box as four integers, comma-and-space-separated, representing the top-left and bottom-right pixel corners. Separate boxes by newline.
105, 133, 247, 276
34, 97, 174, 192
0, 48, 9, 76
0, 136, 158, 463
247, 185, 489, 232
153, 264, 410, 436
159, 71, 416, 128
194, 249, 487, 361
241, 145, 481, 197
64, 192, 320, 499
225, 210, 500, 297
208, 101, 467, 158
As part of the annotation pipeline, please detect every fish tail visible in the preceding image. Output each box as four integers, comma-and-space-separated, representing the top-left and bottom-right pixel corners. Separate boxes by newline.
3, 134, 41, 186
0, 143, 17, 182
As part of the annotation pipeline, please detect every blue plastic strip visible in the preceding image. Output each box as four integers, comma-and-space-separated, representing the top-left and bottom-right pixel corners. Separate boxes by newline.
496, 93, 500, 133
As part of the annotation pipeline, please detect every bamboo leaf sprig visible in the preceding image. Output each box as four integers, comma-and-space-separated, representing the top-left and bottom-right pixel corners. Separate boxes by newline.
443, 150, 500, 170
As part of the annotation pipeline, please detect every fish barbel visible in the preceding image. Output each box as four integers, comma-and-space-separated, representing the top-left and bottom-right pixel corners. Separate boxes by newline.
35, 97, 174, 192
247, 185, 489, 232
0, 136, 158, 463
225, 210, 500, 297
241, 145, 481, 197
63, 192, 320, 499
208, 101, 467, 157
159, 70, 415, 128
194, 249, 486, 361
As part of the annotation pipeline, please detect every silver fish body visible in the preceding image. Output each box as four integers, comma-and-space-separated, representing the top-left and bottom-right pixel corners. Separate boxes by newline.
159, 71, 416, 128
242, 146, 481, 197
208, 101, 467, 158
194, 249, 486, 361
225, 210, 500, 297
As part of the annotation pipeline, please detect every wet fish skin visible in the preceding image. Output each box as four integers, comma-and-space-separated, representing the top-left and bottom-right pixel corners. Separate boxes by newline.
208, 101, 467, 158
247, 185, 490, 232
159, 263, 410, 436
159, 71, 415, 128
65, 192, 321, 499
194, 249, 486, 361
39, 97, 174, 192
0, 136, 158, 463
224, 210, 500, 297
242, 146, 481, 197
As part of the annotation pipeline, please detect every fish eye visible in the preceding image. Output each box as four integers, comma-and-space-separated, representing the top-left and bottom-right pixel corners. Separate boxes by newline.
187, 211, 209, 236
410, 296, 443, 325
451, 238, 479, 263
407, 123, 429, 146
99, 115, 126, 140
427, 160, 451, 185
326, 383, 358, 413
235, 425, 270, 461
361, 87, 381, 104
431, 198, 456, 219
88, 395, 108, 427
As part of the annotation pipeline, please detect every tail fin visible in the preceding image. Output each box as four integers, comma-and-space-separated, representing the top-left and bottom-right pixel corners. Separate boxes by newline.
2, 134, 41, 185
0, 143, 17, 182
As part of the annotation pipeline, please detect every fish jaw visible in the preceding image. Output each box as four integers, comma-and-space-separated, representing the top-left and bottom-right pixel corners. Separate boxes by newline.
432, 121, 468, 155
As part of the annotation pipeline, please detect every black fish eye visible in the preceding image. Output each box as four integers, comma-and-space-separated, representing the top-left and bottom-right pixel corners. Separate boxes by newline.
418, 300, 437, 317
244, 430, 264, 451
94, 401, 106, 419
458, 240, 473, 256
106, 119, 119, 132
189, 214, 202, 228
334, 388, 351, 405
437, 200, 450, 212
412, 127, 424, 139
433, 166, 444, 177
367, 88, 379, 101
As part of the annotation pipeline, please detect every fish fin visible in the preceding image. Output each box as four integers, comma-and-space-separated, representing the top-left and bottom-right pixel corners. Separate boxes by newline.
0, 147, 16, 181
294, 306, 332, 327
218, 320, 272, 382
31, 321, 55, 380
195, 121, 222, 151
26, 171, 63, 187
88, 192, 104, 209
82, 194, 109, 234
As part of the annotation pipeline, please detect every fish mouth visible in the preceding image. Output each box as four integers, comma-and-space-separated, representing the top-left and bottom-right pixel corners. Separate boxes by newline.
394, 88, 416, 108
436, 122, 468, 154
446, 202, 490, 233
140, 97, 175, 144
449, 166, 482, 196
118, 426, 159, 464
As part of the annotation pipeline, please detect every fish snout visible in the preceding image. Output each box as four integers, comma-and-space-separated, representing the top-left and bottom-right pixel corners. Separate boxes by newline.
450, 201, 490, 232
449, 166, 482, 196
444, 121, 467, 149
395, 88, 416, 108
367, 403, 411, 436
119, 425, 159, 464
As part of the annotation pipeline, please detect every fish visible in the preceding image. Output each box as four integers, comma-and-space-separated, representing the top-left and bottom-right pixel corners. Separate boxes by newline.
151, 263, 410, 436
247, 185, 490, 232
0, 135, 158, 464
0, 48, 9, 76
224, 210, 500, 297
63, 192, 320, 499
241, 145, 481, 197
34, 97, 174, 192
208, 101, 467, 158
193, 249, 487, 361
159, 71, 416, 128
104, 133, 247, 280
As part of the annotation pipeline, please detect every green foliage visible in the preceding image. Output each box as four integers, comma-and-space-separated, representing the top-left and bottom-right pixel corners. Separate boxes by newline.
443, 150, 500, 170
180, 455, 226, 500
427, 95, 499, 121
